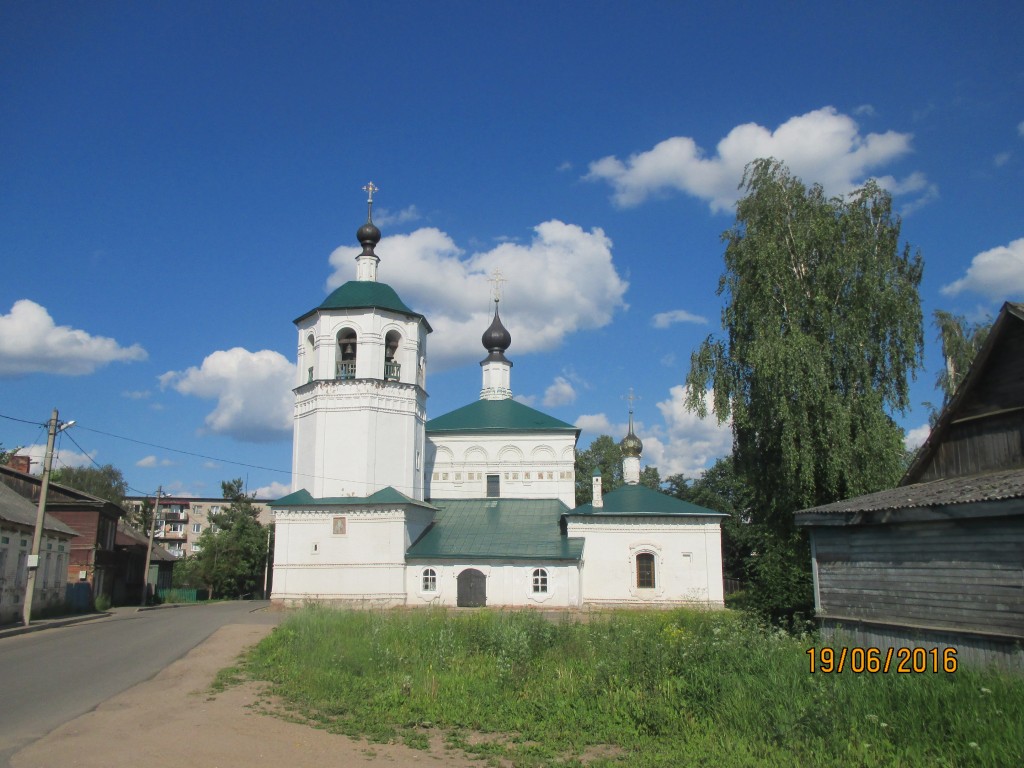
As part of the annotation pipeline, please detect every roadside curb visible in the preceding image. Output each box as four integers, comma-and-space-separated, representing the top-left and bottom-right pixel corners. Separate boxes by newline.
0, 611, 110, 640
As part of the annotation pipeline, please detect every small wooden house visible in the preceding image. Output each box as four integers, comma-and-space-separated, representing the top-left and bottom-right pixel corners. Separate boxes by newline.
795, 302, 1024, 670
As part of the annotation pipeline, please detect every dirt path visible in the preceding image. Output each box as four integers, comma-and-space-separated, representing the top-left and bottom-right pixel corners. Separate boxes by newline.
11, 623, 480, 768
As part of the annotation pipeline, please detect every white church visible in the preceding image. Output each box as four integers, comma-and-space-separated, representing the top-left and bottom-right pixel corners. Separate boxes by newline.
270, 188, 726, 609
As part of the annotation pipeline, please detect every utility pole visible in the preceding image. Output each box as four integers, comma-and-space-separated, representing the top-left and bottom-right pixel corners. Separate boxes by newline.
262, 525, 272, 599
141, 485, 161, 606
23, 408, 67, 626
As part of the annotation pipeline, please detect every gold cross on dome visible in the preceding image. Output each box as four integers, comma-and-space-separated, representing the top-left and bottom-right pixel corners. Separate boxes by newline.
626, 387, 637, 414
488, 269, 507, 303
362, 182, 379, 220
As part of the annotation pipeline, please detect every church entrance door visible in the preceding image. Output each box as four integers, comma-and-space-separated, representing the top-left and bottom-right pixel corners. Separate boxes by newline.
457, 569, 486, 607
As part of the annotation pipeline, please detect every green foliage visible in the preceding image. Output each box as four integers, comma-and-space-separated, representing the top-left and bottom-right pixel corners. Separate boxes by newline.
94, 594, 111, 612
0, 444, 22, 465
575, 435, 661, 505
686, 159, 924, 622
235, 607, 1024, 767
171, 554, 204, 588
191, 479, 269, 598
665, 456, 754, 581
50, 464, 129, 508
933, 309, 990, 406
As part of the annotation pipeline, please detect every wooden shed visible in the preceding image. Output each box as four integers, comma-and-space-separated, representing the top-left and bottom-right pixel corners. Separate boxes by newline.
795, 302, 1024, 670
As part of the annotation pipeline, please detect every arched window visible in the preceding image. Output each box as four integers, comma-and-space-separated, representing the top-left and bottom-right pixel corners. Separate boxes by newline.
636, 553, 655, 589
384, 330, 401, 381
422, 568, 437, 592
336, 329, 357, 379
532, 568, 548, 594
305, 334, 315, 382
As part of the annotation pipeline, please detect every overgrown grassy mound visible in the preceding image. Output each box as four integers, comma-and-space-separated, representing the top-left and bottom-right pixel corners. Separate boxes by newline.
234, 607, 1023, 767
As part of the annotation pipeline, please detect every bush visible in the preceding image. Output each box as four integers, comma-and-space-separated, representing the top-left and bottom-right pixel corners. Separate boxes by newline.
94, 594, 111, 612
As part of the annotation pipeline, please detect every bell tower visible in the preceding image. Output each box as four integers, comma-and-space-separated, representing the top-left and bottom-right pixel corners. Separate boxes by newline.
291, 184, 431, 499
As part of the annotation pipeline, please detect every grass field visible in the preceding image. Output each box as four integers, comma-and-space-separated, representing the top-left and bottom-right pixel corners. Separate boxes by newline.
224, 606, 1024, 767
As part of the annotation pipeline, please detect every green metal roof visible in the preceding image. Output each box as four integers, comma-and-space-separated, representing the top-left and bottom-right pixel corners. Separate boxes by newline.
294, 280, 432, 330
569, 484, 728, 517
407, 498, 583, 561
427, 398, 578, 434
271, 486, 437, 511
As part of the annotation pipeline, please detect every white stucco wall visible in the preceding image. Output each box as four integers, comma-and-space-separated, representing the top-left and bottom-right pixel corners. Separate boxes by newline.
271, 505, 435, 607
404, 560, 581, 607
293, 309, 428, 499
426, 433, 576, 507
567, 516, 725, 606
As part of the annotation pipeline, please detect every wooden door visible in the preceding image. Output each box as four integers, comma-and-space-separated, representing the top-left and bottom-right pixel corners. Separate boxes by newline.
457, 568, 486, 607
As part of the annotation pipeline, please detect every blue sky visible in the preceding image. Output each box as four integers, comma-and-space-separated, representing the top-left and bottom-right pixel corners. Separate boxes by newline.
2, 1, 1022, 499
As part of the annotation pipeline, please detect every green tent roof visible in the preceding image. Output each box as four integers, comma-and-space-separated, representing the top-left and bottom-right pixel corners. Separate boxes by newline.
407, 498, 583, 561
272, 486, 436, 511
569, 483, 728, 517
427, 398, 578, 434
294, 280, 431, 330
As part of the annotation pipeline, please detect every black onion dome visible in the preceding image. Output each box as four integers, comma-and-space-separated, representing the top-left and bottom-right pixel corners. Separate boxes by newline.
357, 219, 381, 246
480, 303, 512, 364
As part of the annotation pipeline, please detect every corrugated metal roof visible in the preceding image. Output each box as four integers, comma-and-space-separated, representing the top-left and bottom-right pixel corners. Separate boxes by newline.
427, 399, 578, 434
407, 498, 583, 561
570, 483, 728, 517
796, 466, 1024, 516
0, 482, 78, 536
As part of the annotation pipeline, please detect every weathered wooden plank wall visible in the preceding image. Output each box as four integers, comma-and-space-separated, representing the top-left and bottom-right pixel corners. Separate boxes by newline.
813, 518, 1024, 637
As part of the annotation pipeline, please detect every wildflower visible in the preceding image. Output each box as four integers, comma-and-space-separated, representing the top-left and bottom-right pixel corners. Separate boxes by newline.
969, 742, 979, 749
866, 714, 879, 722
980, 687, 992, 695
881, 723, 889, 729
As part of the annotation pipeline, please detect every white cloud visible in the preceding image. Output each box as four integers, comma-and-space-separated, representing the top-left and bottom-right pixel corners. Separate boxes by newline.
556, 161, 573, 172
542, 376, 576, 407
1018, 121, 1024, 138
903, 423, 931, 451
136, 455, 174, 468
575, 386, 730, 478
17, 444, 96, 473
994, 151, 1012, 168
253, 480, 291, 498
161, 348, 293, 442
327, 220, 629, 370
651, 309, 708, 328
0, 299, 147, 377
122, 390, 151, 400
585, 106, 927, 213
513, 394, 537, 406
643, 385, 732, 478
853, 104, 876, 117
940, 238, 1024, 299
574, 413, 621, 436
373, 205, 421, 228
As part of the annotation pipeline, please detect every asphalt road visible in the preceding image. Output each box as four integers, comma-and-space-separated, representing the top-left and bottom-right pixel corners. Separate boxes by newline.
0, 601, 282, 767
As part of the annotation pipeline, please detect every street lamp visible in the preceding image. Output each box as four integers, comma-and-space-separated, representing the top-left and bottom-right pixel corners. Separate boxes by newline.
22, 408, 75, 626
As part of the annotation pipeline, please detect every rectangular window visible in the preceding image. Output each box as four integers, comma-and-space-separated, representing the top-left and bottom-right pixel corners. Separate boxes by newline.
191, 543, 202, 552
486, 474, 500, 498
192, 523, 202, 533
333, 517, 347, 535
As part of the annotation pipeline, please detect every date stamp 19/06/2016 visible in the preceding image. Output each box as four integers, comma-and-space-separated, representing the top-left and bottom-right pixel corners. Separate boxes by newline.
807, 647, 959, 674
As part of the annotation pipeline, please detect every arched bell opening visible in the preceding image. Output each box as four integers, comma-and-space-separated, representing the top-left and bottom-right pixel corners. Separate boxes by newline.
336, 328, 357, 380
384, 330, 401, 382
